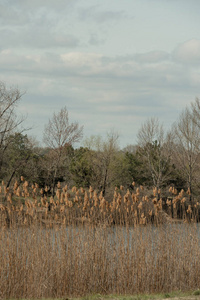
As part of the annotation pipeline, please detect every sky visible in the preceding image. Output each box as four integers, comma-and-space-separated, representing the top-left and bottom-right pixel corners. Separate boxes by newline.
1, 0, 200, 149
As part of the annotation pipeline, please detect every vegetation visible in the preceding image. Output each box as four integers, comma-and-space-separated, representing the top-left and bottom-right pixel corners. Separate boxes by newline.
0, 179, 199, 227
0, 178, 200, 298
1, 81, 200, 299
1, 193, 200, 298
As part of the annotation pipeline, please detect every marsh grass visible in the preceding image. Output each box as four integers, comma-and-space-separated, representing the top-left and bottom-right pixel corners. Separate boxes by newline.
0, 181, 199, 228
0, 223, 200, 299
1, 181, 200, 299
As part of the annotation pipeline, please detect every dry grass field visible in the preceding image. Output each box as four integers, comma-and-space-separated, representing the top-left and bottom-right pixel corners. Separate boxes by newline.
0, 180, 200, 299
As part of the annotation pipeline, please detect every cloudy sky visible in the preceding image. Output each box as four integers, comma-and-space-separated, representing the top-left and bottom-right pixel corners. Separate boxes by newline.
1, 0, 200, 148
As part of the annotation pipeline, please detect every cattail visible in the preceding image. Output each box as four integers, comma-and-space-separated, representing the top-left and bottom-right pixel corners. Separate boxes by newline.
153, 187, 157, 196
41, 198, 46, 206
99, 191, 103, 201
5, 187, 9, 195
169, 186, 173, 193
56, 189, 61, 200
13, 180, 18, 191
127, 200, 131, 206
89, 186, 93, 193
23, 181, 28, 187
84, 191, 89, 202
132, 193, 136, 202
113, 190, 118, 199
181, 197, 186, 203
117, 195, 122, 205
63, 184, 68, 192
71, 186, 77, 193
187, 205, 192, 213
60, 205, 65, 213
149, 210, 153, 216
138, 202, 143, 210
80, 187, 84, 194
172, 187, 177, 195
166, 199, 171, 206
57, 181, 61, 189
7, 194, 12, 204
124, 195, 128, 203
68, 200, 73, 208
186, 187, 191, 195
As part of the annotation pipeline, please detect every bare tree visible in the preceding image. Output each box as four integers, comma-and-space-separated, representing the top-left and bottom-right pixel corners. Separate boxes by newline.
191, 97, 200, 127
0, 82, 25, 175
84, 131, 120, 196
172, 106, 200, 198
43, 106, 83, 195
137, 117, 173, 189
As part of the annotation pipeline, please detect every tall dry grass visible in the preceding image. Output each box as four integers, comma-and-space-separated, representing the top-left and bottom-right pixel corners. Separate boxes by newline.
0, 223, 200, 298
0, 180, 199, 228
0, 180, 200, 298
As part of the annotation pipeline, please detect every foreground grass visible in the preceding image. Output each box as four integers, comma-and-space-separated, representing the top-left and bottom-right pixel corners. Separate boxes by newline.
7, 290, 200, 300
1, 223, 200, 299
77, 291, 200, 300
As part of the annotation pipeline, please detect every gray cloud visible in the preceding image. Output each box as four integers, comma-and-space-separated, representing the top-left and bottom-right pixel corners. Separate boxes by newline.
134, 51, 170, 64
78, 5, 128, 23
0, 3, 29, 25
0, 25, 79, 50
6, 0, 77, 11
0, 0, 80, 49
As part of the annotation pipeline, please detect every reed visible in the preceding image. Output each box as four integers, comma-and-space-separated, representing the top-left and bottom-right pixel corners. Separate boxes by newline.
0, 223, 200, 298
0, 180, 199, 228
0, 180, 200, 298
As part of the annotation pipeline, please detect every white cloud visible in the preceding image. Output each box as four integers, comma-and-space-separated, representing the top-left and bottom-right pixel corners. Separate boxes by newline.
173, 39, 200, 64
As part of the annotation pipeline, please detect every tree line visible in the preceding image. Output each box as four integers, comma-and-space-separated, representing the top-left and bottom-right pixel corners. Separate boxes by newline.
1, 81, 200, 199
